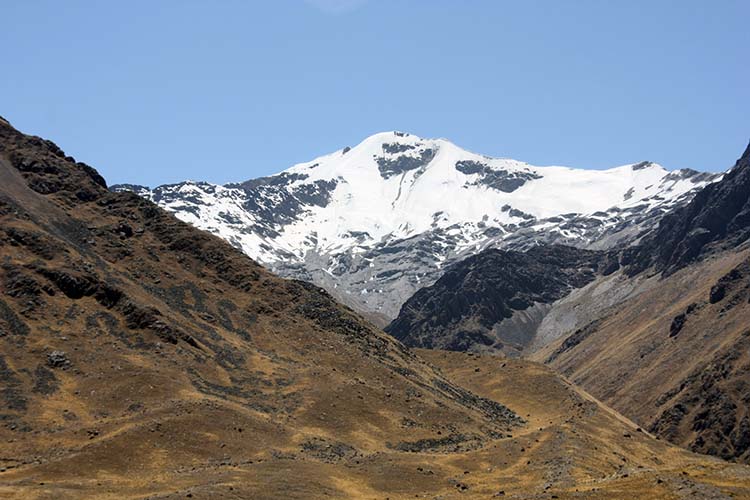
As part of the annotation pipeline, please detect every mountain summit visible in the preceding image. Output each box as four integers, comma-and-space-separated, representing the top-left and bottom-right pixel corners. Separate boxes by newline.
113, 131, 721, 321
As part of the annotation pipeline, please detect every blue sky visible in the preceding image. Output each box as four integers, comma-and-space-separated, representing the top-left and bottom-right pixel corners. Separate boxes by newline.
1, 0, 747, 186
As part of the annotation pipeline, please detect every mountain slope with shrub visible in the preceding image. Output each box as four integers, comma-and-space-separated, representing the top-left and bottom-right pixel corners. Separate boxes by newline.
0, 117, 523, 497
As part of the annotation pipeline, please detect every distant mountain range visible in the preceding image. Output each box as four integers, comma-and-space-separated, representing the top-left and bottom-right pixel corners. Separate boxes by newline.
112, 131, 720, 323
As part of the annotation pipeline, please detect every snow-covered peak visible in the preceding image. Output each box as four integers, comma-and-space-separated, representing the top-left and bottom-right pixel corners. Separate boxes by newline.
250, 132, 713, 248
285, 131, 530, 181
112, 132, 722, 318
116, 131, 722, 262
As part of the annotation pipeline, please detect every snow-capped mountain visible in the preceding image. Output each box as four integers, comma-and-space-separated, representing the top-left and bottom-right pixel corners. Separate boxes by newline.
112, 131, 721, 323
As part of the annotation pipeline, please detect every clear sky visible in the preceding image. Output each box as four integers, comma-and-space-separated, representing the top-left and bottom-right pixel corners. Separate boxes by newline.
1, 0, 747, 186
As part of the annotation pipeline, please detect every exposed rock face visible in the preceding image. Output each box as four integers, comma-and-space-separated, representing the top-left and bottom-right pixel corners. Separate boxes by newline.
386, 245, 608, 355
46, 351, 70, 369
625, 142, 750, 276
376, 142, 436, 178
455, 160, 542, 192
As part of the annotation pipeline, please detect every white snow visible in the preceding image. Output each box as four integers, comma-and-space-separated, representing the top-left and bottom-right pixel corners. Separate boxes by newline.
136, 131, 721, 265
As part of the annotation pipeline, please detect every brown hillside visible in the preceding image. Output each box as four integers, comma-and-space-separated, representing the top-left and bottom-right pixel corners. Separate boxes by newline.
536, 248, 750, 464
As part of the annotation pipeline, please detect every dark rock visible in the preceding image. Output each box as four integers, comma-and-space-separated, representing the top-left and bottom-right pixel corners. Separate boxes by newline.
710, 267, 744, 304
390, 433, 479, 453
37, 269, 98, 300
377, 147, 436, 179
626, 141, 750, 276
632, 161, 655, 171
4, 228, 58, 259
77, 162, 107, 188
382, 142, 416, 154
300, 438, 359, 463
386, 245, 604, 353
709, 284, 726, 304
46, 351, 70, 369
669, 313, 687, 338
599, 254, 621, 276
3, 267, 47, 301
115, 222, 134, 238
455, 160, 542, 193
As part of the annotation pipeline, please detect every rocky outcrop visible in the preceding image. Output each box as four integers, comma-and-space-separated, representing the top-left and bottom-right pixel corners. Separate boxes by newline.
625, 141, 750, 276
376, 144, 436, 179
455, 160, 541, 192
386, 245, 608, 354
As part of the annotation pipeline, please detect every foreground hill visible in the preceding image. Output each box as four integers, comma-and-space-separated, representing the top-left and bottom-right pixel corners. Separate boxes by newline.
112, 131, 719, 322
0, 117, 746, 498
